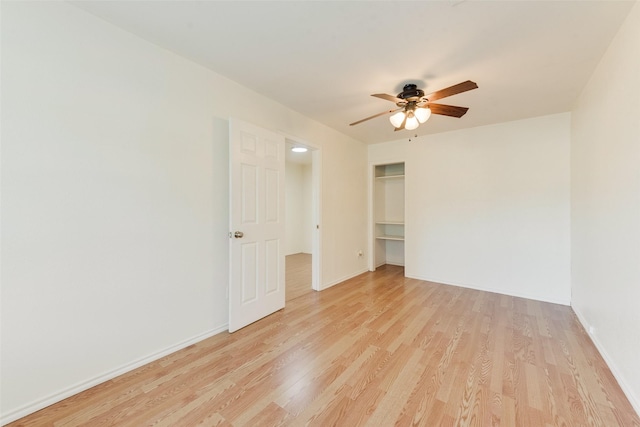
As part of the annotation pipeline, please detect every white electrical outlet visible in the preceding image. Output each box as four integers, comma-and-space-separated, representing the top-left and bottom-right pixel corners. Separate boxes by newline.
589, 326, 595, 334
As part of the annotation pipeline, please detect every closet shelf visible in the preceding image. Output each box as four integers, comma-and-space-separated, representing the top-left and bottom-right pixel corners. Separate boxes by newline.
375, 174, 405, 180
375, 235, 405, 241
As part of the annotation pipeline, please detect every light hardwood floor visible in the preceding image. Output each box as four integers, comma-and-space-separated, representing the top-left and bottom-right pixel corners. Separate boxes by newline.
286, 253, 312, 302
9, 265, 639, 426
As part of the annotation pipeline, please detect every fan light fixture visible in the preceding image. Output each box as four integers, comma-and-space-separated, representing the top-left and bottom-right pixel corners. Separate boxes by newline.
389, 106, 431, 130
291, 146, 308, 153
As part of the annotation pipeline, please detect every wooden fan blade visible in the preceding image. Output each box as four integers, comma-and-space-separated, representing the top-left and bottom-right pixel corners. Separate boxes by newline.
372, 93, 402, 103
428, 103, 469, 118
425, 80, 478, 102
349, 108, 400, 126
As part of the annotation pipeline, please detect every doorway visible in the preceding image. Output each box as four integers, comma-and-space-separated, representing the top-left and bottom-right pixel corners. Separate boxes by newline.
284, 139, 320, 301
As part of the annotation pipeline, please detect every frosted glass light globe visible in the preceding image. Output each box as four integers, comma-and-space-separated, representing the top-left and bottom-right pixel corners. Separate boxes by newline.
415, 107, 431, 123
389, 111, 406, 128
405, 115, 419, 130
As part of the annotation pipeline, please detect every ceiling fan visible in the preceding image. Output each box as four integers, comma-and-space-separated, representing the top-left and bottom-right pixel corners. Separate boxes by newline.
349, 80, 478, 131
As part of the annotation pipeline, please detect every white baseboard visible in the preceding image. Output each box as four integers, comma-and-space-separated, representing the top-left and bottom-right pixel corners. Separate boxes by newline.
404, 273, 571, 306
385, 261, 405, 267
372, 261, 404, 269
572, 306, 640, 417
1, 325, 228, 426
320, 268, 369, 291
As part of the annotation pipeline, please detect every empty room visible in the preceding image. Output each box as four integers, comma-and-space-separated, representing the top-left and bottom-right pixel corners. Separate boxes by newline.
1, 1, 639, 425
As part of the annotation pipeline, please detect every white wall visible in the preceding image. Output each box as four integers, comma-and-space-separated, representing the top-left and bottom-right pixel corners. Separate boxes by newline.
285, 161, 312, 255
301, 164, 313, 253
0, 2, 367, 422
571, 1, 640, 413
285, 161, 304, 254
369, 114, 571, 305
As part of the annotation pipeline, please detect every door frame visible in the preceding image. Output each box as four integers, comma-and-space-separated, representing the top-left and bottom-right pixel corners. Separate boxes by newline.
280, 132, 322, 291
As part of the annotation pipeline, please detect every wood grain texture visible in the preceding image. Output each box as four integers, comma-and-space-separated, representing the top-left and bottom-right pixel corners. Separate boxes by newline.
285, 253, 312, 302
8, 265, 639, 426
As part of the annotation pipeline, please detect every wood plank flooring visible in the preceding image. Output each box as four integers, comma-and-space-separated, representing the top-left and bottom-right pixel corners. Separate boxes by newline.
8, 265, 640, 426
286, 253, 312, 302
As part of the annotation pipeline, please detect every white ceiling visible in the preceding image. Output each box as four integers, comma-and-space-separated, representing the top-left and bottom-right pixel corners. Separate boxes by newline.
72, 1, 634, 144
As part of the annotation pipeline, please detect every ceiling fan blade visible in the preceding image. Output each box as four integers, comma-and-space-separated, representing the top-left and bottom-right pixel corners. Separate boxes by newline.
372, 93, 402, 103
349, 108, 401, 126
428, 103, 469, 118
425, 80, 478, 102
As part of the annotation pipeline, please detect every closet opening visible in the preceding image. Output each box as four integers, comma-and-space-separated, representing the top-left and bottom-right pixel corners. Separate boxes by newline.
371, 162, 405, 270
284, 139, 320, 301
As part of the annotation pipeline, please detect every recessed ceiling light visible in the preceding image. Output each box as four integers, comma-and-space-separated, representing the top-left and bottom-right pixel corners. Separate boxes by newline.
291, 147, 308, 153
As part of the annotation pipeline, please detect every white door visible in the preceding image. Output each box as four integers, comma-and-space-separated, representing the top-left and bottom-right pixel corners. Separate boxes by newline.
229, 119, 285, 332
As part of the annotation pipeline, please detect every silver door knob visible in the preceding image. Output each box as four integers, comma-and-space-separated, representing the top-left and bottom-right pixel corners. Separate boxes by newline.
234, 231, 244, 238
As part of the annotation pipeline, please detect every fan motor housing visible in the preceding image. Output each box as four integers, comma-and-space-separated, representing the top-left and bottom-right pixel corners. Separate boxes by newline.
398, 84, 425, 100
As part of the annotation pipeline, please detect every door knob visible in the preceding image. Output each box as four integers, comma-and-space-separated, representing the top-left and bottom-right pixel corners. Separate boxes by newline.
234, 231, 244, 238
